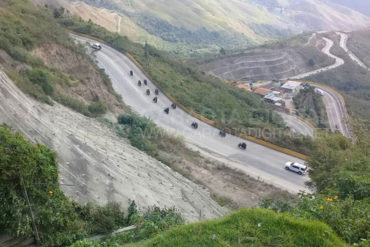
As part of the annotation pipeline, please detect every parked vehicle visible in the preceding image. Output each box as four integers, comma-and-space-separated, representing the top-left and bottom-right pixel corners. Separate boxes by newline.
130, 70, 133, 76
146, 89, 150, 96
153, 97, 158, 103
155, 89, 159, 95
285, 162, 308, 175
138, 80, 142, 86
238, 142, 247, 150
164, 108, 170, 114
91, 43, 102, 50
144, 80, 148, 86
171, 103, 177, 109
219, 130, 226, 137
191, 122, 198, 129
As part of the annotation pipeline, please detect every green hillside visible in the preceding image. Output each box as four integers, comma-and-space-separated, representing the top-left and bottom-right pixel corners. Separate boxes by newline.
0, 0, 123, 116
54, 0, 370, 57
133, 209, 347, 247
71, 209, 347, 247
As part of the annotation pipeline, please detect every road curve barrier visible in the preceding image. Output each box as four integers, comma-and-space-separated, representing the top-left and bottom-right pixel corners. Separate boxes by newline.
68, 30, 309, 160
68, 30, 106, 44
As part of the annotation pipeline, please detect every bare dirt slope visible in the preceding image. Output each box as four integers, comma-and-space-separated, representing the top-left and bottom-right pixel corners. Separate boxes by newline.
0, 70, 225, 222
32, 43, 124, 113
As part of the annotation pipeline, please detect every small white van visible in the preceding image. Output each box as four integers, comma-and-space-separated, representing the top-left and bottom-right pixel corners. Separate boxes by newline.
285, 162, 308, 175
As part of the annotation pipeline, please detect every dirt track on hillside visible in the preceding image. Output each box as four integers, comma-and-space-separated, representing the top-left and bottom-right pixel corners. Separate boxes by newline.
0, 70, 225, 222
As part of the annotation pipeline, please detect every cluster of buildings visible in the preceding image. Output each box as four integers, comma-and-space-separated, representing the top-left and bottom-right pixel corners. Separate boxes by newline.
237, 80, 303, 113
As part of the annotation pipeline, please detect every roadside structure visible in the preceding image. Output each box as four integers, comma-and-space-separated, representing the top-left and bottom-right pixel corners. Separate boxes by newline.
254, 87, 271, 97
281, 81, 301, 94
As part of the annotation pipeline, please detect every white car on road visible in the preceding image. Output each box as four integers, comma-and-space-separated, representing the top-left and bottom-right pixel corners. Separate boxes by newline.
91, 43, 102, 50
285, 162, 308, 175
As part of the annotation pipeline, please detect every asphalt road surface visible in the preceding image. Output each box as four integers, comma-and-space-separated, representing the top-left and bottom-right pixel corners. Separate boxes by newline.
277, 112, 314, 138
313, 84, 352, 139
72, 34, 310, 193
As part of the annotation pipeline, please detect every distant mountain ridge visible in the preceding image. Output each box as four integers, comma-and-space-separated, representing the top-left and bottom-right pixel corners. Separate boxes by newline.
33, 0, 370, 55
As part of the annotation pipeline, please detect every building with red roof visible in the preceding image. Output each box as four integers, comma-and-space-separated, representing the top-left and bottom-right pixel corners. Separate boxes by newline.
254, 87, 271, 97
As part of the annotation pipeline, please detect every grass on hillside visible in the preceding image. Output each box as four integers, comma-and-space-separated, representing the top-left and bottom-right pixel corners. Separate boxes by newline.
122, 209, 347, 247
0, 0, 109, 117
67, 0, 288, 57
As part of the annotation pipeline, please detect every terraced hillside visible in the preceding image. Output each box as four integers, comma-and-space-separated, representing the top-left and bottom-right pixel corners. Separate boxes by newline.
201, 36, 333, 80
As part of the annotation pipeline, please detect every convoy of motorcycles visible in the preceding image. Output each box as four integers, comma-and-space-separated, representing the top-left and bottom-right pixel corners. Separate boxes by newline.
130, 70, 248, 150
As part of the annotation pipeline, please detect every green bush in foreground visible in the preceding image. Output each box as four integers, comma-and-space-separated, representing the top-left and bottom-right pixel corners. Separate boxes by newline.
132, 209, 346, 247
0, 124, 84, 246
0, 125, 132, 246
69, 204, 184, 247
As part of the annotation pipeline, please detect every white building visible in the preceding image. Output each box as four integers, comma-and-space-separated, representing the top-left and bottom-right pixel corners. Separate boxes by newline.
281, 81, 301, 94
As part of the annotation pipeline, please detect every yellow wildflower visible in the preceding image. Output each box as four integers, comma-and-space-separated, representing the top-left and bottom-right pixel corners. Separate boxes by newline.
320, 206, 324, 210
334, 195, 338, 200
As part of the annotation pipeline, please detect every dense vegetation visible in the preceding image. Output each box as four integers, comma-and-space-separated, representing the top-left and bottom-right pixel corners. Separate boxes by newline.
59, 16, 316, 155
293, 86, 328, 128
0, 124, 183, 246
0, 0, 107, 117
70, 206, 184, 247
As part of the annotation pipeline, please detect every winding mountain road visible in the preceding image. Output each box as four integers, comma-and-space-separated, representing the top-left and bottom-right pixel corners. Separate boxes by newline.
290, 32, 353, 139
291, 37, 344, 79
72, 34, 310, 194
337, 31, 369, 70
